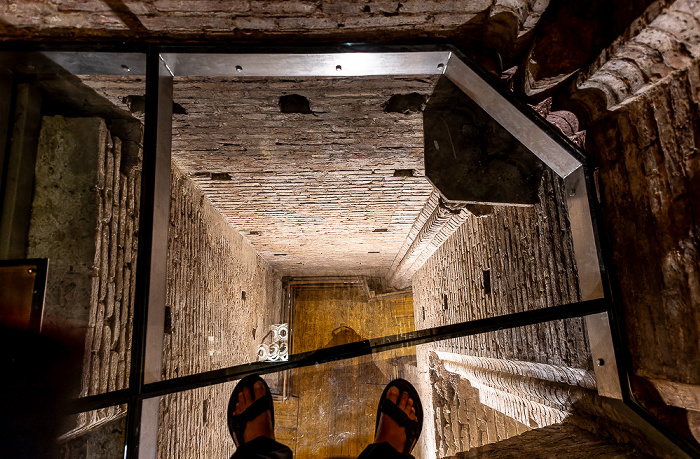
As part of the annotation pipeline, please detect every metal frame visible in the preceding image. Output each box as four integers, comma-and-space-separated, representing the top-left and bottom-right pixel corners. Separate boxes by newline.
0, 43, 696, 458
0, 257, 48, 332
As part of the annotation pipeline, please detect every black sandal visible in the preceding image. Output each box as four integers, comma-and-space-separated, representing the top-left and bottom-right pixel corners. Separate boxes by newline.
227, 375, 275, 447
374, 378, 423, 455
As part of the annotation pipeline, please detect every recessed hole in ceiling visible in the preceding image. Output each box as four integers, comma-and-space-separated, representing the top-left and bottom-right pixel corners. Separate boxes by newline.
279, 94, 312, 114
249, 231, 261, 236
393, 169, 415, 177
210, 172, 232, 181
274, 253, 287, 256
373, 228, 388, 232
382, 93, 426, 114
368, 251, 380, 254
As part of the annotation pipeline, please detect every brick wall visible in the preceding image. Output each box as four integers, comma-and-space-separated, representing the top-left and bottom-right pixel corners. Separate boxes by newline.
413, 171, 586, 368
430, 357, 530, 457
162, 163, 283, 377
411, 170, 596, 457
158, 164, 283, 458
450, 422, 649, 458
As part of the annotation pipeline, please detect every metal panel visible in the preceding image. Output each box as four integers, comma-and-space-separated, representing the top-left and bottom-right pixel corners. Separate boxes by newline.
586, 312, 623, 399
0, 258, 48, 332
125, 50, 173, 459
143, 56, 173, 386
160, 51, 451, 77
565, 167, 605, 301
564, 167, 621, 399
0, 84, 42, 259
443, 55, 581, 178
136, 55, 172, 459
41, 52, 146, 76
137, 397, 161, 459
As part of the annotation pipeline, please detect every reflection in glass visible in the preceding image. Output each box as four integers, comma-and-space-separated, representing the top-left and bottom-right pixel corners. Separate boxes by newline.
157, 314, 600, 459
0, 55, 145, 421
58, 406, 127, 458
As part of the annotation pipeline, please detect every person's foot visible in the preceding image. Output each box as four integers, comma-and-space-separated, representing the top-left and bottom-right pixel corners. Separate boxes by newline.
373, 386, 419, 453
231, 380, 274, 443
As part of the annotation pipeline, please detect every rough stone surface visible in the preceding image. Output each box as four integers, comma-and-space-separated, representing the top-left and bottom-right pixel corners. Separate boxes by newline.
571, 0, 700, 121
0, 0, 547, 60
449, 422, 651, 458
170, 76, 437, 277
430, 357, 531, 457
158, 382, 238, 459
25, 115, 142, 439
388, 190, 471, 289
26, 116, 105, 338
521, 0, 668, 97
158, 166, 283, 457
161, 164, 283, 379
413, 171, 586, 368
570, 0, 700, 386
58, 414, 126, 459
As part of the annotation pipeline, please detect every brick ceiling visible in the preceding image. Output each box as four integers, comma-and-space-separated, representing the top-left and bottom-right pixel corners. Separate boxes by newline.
82, 74, 438, 276
171, 76, 438, 277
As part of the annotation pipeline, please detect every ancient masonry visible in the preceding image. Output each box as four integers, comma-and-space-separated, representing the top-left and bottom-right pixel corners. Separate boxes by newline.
414, 172, 584, 365
412, 171, 589, 457
451, 422, 649, 458
570, 0, 700, 388
170, 75, 436, 277
26, 116, 142, 437
158, 164, 283, 459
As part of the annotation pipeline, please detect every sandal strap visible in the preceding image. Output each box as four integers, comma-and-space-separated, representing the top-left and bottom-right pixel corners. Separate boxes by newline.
231, 395, 272, 431
379, 399, 421, 446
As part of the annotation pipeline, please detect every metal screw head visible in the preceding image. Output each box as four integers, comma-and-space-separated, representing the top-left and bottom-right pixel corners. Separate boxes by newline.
597, 358, 605, 366
335, 65, 342, 71
27, 268, 35, 274
235, 65, 243, 72
121, 64, 130, 72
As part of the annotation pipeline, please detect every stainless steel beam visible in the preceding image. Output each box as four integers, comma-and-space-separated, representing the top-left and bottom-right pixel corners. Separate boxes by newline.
42, 52, 146, 76
160, 51, 451, 77
125, 51, 172, 459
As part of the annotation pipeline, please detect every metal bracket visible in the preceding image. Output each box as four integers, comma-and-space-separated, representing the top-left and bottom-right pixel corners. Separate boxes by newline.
586, 311, 623, 399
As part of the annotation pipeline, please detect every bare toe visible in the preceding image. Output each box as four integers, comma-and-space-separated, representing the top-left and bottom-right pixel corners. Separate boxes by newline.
386, 386, 399, 403
398, 391, 409, 410
253, 380, 266, 400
